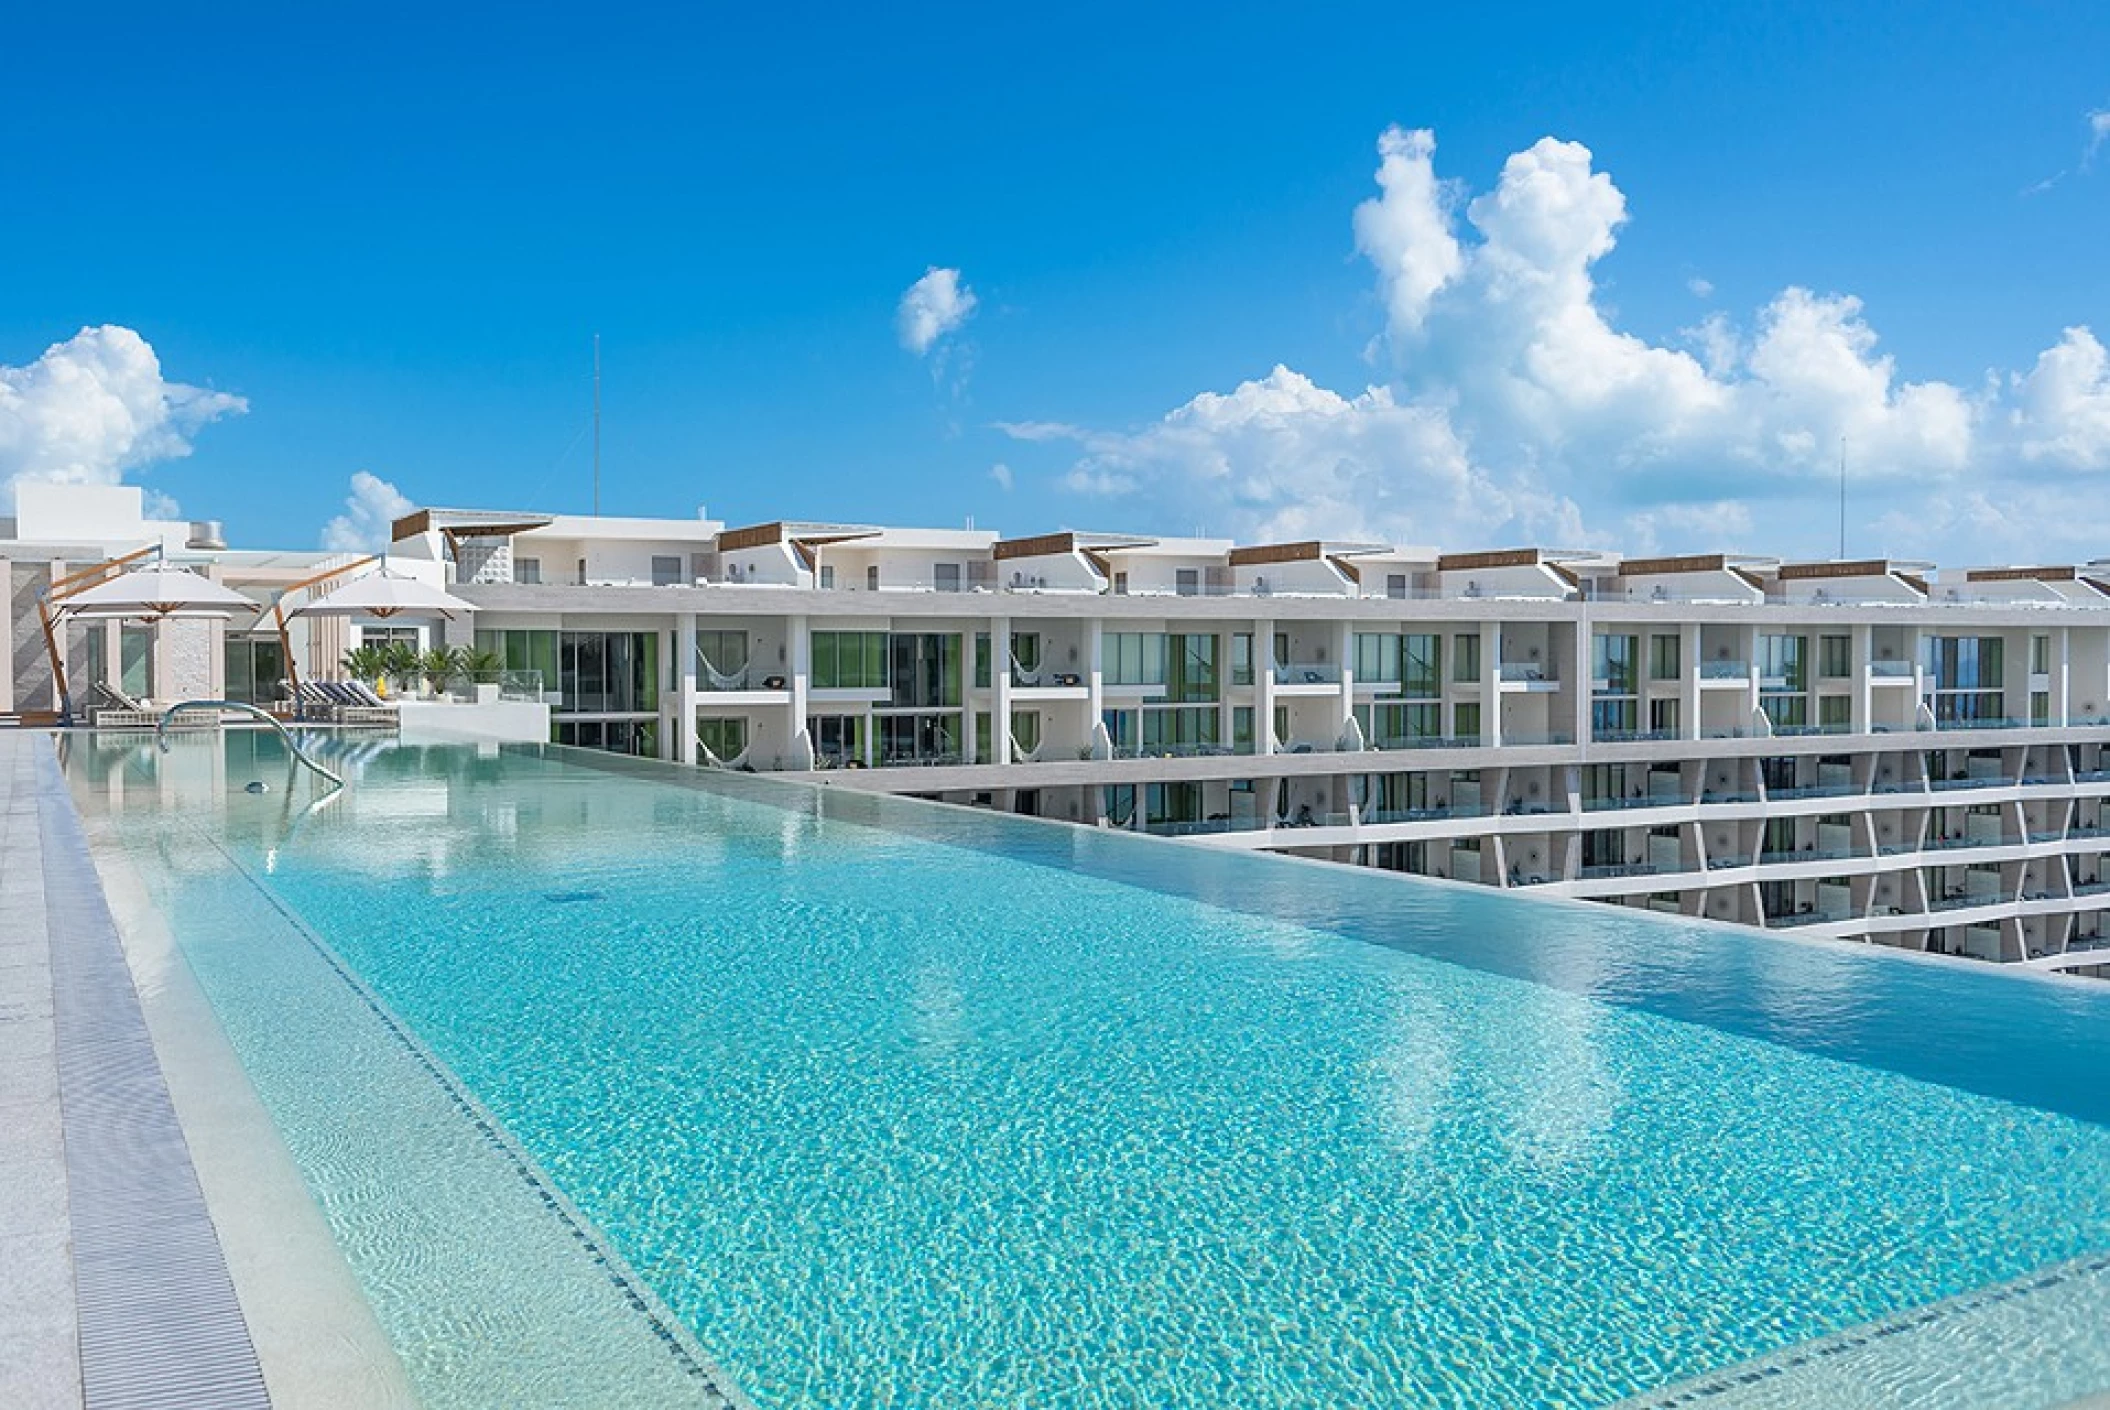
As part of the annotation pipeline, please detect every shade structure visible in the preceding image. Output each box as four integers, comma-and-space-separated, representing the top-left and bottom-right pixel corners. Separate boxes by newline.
62, 565, 259, 619
292, 570, 477, 619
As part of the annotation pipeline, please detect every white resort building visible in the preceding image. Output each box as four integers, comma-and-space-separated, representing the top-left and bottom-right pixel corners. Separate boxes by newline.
7, 484, 2110, 977
361, 503, 2110, 978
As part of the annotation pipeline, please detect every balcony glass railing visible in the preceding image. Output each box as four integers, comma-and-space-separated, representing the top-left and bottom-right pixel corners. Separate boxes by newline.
1699, 660, 1750, 679
1498, 731, 1575, 747
1868, 660, 1914, 678
1766, 910, 1855, 929
1368, 734, 1486, 751
1758, 847, 1868, 865
1272, 662, 1342, 685
1929, 775, 2016, 791
1497, 661, 1556, 683
1577, 860, 1665, 880
1705, 853, 1754, 870
1930, 891, 2005, 912
1924, 833, 2019, 852
1583, 793, 1681, 812
1361, 804, 1487, 825
1767, 782, 1859, 800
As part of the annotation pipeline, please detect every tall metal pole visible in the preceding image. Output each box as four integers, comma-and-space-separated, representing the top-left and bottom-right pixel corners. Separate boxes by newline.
593, 333, 602, 516
1838, 437, 1847, 560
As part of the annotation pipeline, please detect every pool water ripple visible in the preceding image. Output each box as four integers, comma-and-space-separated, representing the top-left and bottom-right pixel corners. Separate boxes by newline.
68, 738, 2110, 1408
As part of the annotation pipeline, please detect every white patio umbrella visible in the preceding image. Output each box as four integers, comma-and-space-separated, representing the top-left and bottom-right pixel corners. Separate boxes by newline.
62, 565, 259, 619
292, 571, 477, 619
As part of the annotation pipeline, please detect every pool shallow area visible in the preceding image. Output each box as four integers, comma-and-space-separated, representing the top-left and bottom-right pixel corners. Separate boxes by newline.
62, 731, 2110, 1408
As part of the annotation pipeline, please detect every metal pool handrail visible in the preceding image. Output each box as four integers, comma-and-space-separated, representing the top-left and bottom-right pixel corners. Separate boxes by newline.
156, 700, 347, 791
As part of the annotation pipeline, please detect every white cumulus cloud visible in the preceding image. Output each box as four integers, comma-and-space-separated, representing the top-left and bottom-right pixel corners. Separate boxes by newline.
322, 471, 415, 553
988, 462, 1014, 491
0, 325, 246, 509
897, 267, 978, 355
1016, 126, 2110, 561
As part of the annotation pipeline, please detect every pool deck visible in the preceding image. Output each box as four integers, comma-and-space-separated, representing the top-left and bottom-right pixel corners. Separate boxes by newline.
0, 730, 411, 1409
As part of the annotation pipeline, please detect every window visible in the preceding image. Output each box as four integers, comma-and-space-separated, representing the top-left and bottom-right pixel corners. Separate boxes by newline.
1591, 697, 1638, 739
819, 565, 836, 589
1011, 709, 1042, 754
222, 637, 286, 705
556, 632, 658, 713
1762, 694, 1808, 729
697, 717, 747, 762
2031, 635, 2051, 675
810, 631, 888, 689
1649, 633, 1681, 681
1819, 695, 1852, 731
1364, 701, 1442, 744
1167, 635, 1218, 702
1924, 636, 2005, 725
934, 563, 963, 593
1819, 634, 1851, 679
887, 633, 963, 707
1112, 571, 1129, 595
866, 565, 880, 591
974, 632, 991, 690
1758, 634, 1807, 691
2032, 690, 2052, 726
1354, 633, 1401, 685
1232, 706, 1255, 751
651, 555, 682, 586
1104, 633, 1168, 686
695, 629, 749, 687
1176, 568, 1199, 597
1231, 634, 1254, 687
1387, 574, 1408, 600
1452, 632, 1480, 684
1593, 633, 1637, 695
476, 628, 559, 695
513, 556, 542, 585
1452, 701, 1480, 742
1649, 697, 1680, 736
810, 714, 863, 766
1402, 635, 1442, 698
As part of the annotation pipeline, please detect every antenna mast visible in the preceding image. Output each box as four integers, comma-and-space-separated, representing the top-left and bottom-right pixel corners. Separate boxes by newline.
592, 333, 602, 516
1838, 436, 1847, 559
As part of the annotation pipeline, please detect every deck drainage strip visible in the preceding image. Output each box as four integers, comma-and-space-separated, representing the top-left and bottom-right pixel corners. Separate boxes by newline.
35, 741, 271, 1409
186, 826, 750, 1409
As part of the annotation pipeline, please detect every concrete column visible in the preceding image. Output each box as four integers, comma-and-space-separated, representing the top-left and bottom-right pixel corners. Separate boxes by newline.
1680, 622, 1702, 742
1568, 618, 1590, 748
992, 615, 1013, 764
1085, 619, 1104, 739
1741, 622, 1762, 729
1852, 622, 1874, 735
1479, 619, 1500, 746
676, 612, 698, 765
1254, 616, 1276, 754
2053, 626, 2071, 726
1335, 619, 1355, 740
788, 613, 810, 761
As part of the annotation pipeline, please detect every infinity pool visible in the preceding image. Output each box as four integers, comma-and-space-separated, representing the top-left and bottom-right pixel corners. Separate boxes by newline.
64, 732, 2110, 1407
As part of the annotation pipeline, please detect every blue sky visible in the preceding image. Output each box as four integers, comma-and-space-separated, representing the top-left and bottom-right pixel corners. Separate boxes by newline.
2, 2, 2106, 561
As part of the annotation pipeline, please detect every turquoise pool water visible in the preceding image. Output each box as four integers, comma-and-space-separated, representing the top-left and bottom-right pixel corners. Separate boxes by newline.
65, 733, 2110, 1408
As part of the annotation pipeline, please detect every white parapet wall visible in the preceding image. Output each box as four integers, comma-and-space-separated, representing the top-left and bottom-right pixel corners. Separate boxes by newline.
394, 699, 551, 744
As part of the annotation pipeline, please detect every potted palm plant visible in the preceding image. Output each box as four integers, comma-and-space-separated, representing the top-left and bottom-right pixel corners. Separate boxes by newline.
418, 646, 463, 698
341, 644, 390, 693
380, 642, 421, 698
458, 646, 506, 703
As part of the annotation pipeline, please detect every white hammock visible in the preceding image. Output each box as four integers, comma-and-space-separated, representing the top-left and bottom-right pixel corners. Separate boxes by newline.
1010, 654, 1047, 687
701, 656, 750, 691
699, 739, 753, 770
1009, 732, 1047, 764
